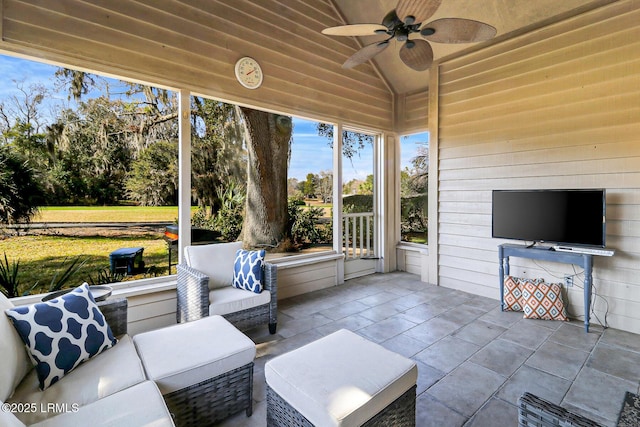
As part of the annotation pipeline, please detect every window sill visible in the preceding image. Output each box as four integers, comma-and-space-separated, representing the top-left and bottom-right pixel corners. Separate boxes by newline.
9, 252, 344, 305
396, 242, 429, 254
268, 251, 343, 269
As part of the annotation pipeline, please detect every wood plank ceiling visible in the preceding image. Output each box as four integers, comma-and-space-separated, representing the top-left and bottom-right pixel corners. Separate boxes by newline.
329, 0, 608, 94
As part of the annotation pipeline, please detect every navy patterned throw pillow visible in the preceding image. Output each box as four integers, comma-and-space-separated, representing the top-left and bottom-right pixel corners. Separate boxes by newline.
4, 283, 117, 390
232, 249, 265, 294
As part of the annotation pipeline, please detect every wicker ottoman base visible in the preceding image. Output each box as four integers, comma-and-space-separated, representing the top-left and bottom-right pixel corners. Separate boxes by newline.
164, 362, 254, 427
267, 384, 416, 427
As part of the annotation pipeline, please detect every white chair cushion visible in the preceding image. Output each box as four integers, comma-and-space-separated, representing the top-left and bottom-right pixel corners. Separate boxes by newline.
184, 241, 243, 290
9, 334, 146, 425
0, 293, 33, 402
209, 286, 271, 316
31, 381, 175, 427
265, 329, 417, 427
133, 315, 256, 395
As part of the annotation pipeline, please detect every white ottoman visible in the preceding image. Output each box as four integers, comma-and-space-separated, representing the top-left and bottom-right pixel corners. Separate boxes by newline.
133, 315, 256, 426
265, 329, 417, 427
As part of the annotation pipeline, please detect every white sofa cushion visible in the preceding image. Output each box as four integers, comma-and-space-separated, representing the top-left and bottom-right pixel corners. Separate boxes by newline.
0, 402, 26, 427
9, 334, 146, 425
0, 293, 32, 402
209, 286, 271, 316
31, 381, 175, 427
134, 315, 256, 394
184, 241, 243, 290
265, 329, 418, 427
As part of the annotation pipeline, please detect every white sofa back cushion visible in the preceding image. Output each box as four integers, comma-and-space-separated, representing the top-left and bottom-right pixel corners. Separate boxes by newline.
184, 241, 243, 290
0, 293, 33, 402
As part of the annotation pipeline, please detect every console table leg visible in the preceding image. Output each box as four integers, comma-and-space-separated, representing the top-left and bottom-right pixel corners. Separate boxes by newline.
584, 256, 593, 333
498, 247, 505, 311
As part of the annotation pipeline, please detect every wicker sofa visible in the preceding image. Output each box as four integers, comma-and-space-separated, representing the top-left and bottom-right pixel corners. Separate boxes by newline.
0, 293, 175, 427
518, 392, 603, 427
176, 241, 278, 334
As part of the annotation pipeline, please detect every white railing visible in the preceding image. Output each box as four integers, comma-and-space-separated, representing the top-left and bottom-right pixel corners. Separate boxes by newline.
343, 212, 375, 260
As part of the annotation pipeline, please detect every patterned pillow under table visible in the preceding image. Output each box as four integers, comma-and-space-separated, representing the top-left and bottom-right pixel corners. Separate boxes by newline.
521, 282, 569, 321
504, 276, 544, 312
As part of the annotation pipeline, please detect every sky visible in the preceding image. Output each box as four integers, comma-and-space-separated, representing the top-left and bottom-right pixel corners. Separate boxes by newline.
288, 117, 429, 182
0, 53, 428, 183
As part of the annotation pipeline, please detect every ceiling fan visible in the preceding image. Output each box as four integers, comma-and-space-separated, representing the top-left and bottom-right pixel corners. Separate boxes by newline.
322, 0, 497, 71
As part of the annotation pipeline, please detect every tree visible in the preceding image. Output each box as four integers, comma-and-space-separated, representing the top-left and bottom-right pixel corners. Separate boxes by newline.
342, 178, 361, 195
408, 142, 428, 194
358, 174, 374, 195
238, 107, 292, 248
287, 178, 300, 198
316, 123, 374, 159
190, 99, 245, 215
126, 140, 179, 205
302, 173, 317, 198
0, 81, 49, 138
0, 146, 45, 224
317, 170, 333, 203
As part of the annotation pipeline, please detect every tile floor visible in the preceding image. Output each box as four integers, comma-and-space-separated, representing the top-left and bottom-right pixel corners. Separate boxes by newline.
219, 272, 640, 426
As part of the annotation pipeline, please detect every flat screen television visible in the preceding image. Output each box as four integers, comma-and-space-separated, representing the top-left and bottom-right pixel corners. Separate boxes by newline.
492, 189, 606, 247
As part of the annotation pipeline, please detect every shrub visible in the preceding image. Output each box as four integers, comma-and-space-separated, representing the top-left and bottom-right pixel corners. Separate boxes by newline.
213, 184, 245, 241
288, 201, 328, 247
342, 194, 373, 213
0, 253, 20, 298
400, 193, 428, 234
87, 268, 125, 286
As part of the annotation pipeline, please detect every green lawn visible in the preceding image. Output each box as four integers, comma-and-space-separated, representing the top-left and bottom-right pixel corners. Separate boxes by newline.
33, 206, 185, 223
0, 206, 185, 296
0, 234, 170, 296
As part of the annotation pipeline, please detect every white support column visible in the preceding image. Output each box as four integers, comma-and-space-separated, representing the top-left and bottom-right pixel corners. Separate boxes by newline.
178, 89, 191, 263
373, 133, 383, 272
428, 66, 440, 285
382, 132, 399, 273
332, 123, 344, 284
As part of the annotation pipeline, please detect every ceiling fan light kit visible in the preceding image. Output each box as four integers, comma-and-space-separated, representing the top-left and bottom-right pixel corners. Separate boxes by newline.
322, 0, 497, 71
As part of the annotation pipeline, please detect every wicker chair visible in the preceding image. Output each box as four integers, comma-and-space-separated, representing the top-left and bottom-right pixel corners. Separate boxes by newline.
176, 241, 278, 334
518, 392, 603, 427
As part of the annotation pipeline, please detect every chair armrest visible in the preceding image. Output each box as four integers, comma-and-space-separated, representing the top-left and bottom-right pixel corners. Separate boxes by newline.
263, 262, 277, 324
176, 263, 210, 323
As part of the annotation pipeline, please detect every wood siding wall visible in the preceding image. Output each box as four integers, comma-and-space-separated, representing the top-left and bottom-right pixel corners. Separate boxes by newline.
435, 0, 640, 333
0, 0, 392, 130
396, 90, 429, 134
127, 289, 176, 335
275, 257, 340, 300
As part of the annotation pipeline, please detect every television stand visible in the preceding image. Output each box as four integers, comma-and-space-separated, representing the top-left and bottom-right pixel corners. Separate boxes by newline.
498, 243, 596, 332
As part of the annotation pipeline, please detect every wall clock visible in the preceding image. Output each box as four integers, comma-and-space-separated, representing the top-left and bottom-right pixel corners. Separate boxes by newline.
235, 57, 263, 89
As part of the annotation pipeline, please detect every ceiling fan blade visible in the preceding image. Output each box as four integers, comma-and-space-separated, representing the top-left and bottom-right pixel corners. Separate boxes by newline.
342, 41, 390, 69
322, 24, 388, 37
396, 0, 442, 25
399, 39, 433, 71
420, 18, 497, 43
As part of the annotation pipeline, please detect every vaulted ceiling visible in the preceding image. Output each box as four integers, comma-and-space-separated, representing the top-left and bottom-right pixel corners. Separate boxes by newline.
329, 0, 604, 94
